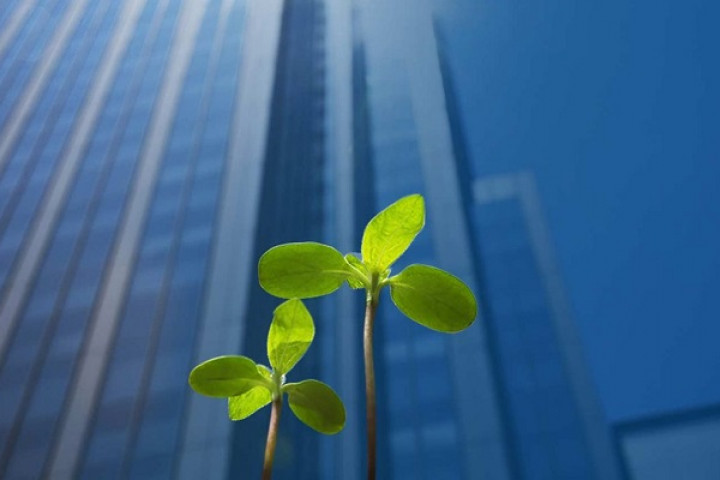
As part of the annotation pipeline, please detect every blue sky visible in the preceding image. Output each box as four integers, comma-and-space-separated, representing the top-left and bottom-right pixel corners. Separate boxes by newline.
436, 0, 720, 421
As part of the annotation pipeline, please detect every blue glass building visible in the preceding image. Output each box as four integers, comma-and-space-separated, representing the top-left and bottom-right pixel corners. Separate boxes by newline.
615, 403, 720, 479
1, 0, 716, 479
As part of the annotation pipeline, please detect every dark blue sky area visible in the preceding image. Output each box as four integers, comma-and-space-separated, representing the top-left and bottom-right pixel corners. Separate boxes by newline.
437, 0, 720, 421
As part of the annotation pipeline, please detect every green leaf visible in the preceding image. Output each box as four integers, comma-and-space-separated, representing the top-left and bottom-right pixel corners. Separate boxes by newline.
283, 380, 346, 434
344, 253, 368, 289
389, 264, 477, 333
257, 364, 273, 382
228, 386, 272, 420
361, 194, 425, 272
267, 299, 315, 374
346, 277, 364, 289
189, 355, 269, 397
259, 242, 351, 298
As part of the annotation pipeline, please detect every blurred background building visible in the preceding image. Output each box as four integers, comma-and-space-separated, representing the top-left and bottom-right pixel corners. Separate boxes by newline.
0, 0, 718, 479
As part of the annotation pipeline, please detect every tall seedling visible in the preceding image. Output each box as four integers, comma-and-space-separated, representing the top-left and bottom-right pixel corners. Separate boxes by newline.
188, 299, 345, 480
258, 195, 477, 479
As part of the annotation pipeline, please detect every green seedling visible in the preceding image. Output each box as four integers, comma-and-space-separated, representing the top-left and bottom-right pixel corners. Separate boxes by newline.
188, 299, 345, 480
257, 194, 477, 480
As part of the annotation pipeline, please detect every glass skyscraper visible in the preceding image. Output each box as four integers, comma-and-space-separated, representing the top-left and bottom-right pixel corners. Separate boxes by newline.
4, 0, 704, 479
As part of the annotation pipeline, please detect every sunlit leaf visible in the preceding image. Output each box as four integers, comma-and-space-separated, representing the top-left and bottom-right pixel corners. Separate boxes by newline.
344, 253, 368, 289
228, 386, 272, 420
389, 264, 477, 332
259, 242, 351, 298
257, 364, 273, 382
267, 299, 314, 374
189, 356, 268, 397
283, 380, 346, 434
361, 194, 425, 272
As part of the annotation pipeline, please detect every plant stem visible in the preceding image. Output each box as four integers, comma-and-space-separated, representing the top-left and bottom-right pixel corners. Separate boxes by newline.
364, 275, 380, 480
262, 397, 283, 480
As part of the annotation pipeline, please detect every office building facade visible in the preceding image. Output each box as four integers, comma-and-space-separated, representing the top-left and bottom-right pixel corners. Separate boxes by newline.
0, 0, 626, 478
615, 403, 720, 479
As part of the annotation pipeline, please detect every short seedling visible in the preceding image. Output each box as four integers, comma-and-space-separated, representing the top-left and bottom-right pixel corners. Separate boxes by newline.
188, 299, 345, 480
257, 194, 477, 480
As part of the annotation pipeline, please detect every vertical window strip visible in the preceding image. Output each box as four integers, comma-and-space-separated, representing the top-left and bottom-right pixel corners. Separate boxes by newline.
0, 0, 40, 60
166, 5, 248, 476
0, 0, 24, 26
0, 0, 56, 161
0, 0, 56, 88
0, 0, 68, 129
0, 0, 110, 402
50, 1, 205, 478
121, 5, 239, 473
176, 0, 283, 476
0, 4, 143, 479
0, 0, 99, 178
0, 0, 149, 366
1, 0, 155, 472
366, 49, 431, 480
227, 1, 327, 477
360, 7, 470, 478
474, 199, 592, 479
53, 0, 180, 474
0, 0, 147, 386
0, 1, 110, 294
